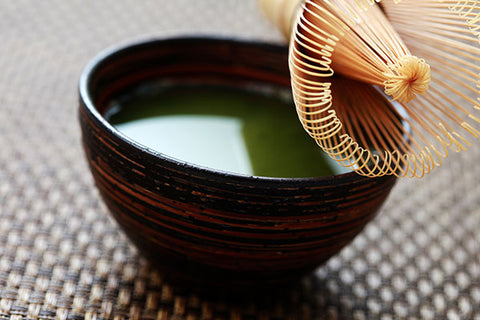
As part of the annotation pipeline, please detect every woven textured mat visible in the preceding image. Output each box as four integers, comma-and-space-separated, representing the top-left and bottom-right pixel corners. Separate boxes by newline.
0, 1, 479, 319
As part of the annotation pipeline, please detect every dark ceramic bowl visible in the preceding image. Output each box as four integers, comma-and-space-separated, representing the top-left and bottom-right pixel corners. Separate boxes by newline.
79, 37, 398, 290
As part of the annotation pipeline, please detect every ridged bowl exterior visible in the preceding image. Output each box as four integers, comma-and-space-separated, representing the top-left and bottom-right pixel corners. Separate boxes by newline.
78, 38, 397, 289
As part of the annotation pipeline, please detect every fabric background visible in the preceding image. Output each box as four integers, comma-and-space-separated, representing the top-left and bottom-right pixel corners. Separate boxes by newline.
0, 1, 478, 319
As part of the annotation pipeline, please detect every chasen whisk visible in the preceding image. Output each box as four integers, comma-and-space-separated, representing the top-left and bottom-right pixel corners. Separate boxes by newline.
260, 0, 480, 177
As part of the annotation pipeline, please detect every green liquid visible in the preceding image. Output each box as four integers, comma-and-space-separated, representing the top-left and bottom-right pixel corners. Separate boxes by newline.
106, 85, 348, 178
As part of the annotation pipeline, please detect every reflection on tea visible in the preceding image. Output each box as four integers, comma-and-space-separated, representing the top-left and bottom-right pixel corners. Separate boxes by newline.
106, 85, 349, 178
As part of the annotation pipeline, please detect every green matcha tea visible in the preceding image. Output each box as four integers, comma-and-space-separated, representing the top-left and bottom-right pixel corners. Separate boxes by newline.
106, 85, 349, 178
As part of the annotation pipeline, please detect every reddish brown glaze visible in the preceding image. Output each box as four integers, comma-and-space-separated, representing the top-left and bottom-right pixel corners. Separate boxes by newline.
78, 38, 398, 290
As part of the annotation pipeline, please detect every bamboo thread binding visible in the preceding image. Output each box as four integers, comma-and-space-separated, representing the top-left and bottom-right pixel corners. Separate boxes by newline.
261, 0, 480, 177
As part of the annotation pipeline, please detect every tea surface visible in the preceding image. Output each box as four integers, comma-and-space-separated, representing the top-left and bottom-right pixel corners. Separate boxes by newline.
107, 85, 348, 178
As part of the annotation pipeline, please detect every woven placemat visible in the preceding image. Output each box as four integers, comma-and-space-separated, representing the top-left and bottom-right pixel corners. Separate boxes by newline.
0, 1, 479, 319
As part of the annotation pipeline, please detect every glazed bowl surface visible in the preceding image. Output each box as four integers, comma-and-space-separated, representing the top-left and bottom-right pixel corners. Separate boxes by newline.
78, 37, 398, 289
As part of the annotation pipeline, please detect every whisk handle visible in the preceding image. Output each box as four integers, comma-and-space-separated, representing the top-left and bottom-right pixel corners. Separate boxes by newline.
258, 0, 303, 38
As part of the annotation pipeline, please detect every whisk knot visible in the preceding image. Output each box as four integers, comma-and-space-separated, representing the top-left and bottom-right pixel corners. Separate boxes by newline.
383, 55, 431, 103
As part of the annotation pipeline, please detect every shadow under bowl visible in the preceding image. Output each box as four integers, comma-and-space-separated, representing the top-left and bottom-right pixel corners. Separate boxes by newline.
78, 37, 398, 291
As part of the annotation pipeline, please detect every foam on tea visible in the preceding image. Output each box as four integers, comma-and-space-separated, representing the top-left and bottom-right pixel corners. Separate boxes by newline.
106, 84, 348, 178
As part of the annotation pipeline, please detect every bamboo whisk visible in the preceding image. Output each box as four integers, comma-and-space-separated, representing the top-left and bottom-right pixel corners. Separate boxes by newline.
260, 0, 480, 177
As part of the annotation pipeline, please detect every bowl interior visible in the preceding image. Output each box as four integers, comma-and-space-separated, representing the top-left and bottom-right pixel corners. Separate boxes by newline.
82, 37, 348, 180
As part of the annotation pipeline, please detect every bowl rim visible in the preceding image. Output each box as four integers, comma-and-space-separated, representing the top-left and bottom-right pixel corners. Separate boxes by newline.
79, 36, 394, 183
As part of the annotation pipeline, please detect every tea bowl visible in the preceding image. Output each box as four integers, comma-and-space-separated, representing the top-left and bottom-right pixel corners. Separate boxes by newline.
78, 37, 398, 290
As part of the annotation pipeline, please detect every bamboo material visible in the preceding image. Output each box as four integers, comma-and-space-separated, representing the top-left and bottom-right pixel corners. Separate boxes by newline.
261, 0, 480, 177
258, 0, 303, 36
